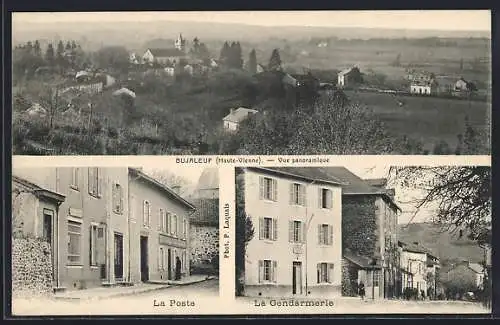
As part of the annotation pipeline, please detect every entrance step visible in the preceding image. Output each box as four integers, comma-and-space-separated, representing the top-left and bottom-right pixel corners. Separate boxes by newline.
53, 286, 67, 293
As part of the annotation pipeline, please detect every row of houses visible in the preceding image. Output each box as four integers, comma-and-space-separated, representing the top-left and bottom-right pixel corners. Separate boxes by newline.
12, 167, 219, 292
237, 167, 444, 299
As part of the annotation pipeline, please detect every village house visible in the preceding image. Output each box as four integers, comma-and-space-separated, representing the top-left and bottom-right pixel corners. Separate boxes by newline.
445, 261, 485, 290
337, 67, 362, 88
222, 107, 258, 131
12, 167, 196, 292
128, 168, 195, 282
409, 71, 438, 96
142, 34, 187, 66
398, 241, 440, 298
188, 168, 219, 275
237, 167, 344, 298
325, 169, 401, 300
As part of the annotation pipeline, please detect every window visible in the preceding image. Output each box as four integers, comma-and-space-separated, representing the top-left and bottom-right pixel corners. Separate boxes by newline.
90, 224, 98, 266
88, 167, 101, 197
259, 260, 277, 283
318, 224, 333, 245
182, 217, 187, 239
260, 177, 277, 201
143, 200, 151, 227
159, 247, 164, 270
112, 183, 123, 214
259, 217, 277, 241
166, 212, 172, 234
158, 208, 165, 232
290, 183, 306, 206
289, 220, 304, 243
71, 168, 80, 190
373, 270, 380, 287
317, 263, 334, 283
68, 220, 82, 265
319, 188, 333, 209
171, 215, 178, 236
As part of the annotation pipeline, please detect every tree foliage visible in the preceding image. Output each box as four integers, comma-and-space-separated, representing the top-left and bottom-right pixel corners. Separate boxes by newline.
247, 49, 257, 75
268, 48, 282, 71
389, 166, 491, 241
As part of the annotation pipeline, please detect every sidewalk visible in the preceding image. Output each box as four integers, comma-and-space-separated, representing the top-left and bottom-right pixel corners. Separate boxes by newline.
53, 275, 217, 301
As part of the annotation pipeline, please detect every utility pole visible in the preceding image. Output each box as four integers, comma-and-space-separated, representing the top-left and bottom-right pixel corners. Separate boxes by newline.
304, 180, 316, 296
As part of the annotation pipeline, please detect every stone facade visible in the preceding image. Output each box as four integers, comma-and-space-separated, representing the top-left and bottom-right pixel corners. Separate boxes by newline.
12, 237, 53, 298
189, 225, 219, 273
342, 196, 378, 257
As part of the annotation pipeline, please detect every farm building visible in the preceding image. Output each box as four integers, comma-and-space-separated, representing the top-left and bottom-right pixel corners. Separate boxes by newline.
337, 67, 362, 88
223, 107, 258, 131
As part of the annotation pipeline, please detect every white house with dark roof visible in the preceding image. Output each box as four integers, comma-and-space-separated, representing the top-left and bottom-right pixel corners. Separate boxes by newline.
222, 107, 258, 131
237, 167, 344, 298
142, 48, 187, 66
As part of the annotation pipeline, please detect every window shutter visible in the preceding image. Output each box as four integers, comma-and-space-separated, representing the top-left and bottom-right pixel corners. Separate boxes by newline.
328, 190, 333, 209
148, 203, 151, 227
177, 216, 182, 237
88, 168, 94, 195
329, 225, 333, 245
318, 188, 322, 208
259, 177, 264, 200
158, 209, 162, 231
318, 224, 322, 244
273, 218, 278, 241
302, 222, 306, 243
272, 261, 277, 283
289, 184, 294, 205
97, 226, 106, 264
120, 185, 124, 213
97, 168, 102, 197
272, 179, 277, 201
301, 186, 306, 206
259, 217, 264, 240
328, 264, 334, 283
258, 260, 263, 283
317, 263, 321, 283
289, 221, 294, 243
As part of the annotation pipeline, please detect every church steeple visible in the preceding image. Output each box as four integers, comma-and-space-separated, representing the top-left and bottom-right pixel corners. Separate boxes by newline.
175, 33, 186, 53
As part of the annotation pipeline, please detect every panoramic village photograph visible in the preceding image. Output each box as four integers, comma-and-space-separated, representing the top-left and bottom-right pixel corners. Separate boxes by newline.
11, 11, 491, 155
234, 165, 492, 313
11, 165, 220, 315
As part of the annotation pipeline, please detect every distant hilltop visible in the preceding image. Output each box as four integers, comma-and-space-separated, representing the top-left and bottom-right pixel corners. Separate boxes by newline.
12, 19, 490, 50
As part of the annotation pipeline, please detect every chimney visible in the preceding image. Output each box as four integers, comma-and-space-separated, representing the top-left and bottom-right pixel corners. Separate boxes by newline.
230, 108, 235, 114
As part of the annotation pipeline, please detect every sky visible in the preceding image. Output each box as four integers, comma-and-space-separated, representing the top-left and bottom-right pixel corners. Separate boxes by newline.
13, 10, 491, 32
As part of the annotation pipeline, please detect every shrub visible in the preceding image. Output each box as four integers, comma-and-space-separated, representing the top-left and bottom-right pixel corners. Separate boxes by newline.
402, 287, 419, 300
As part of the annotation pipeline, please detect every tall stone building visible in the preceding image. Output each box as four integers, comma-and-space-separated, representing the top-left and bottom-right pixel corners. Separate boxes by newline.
189, 168, 219, 275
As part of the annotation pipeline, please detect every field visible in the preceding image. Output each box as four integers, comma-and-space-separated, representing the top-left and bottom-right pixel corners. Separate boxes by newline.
344, 90, 490, 152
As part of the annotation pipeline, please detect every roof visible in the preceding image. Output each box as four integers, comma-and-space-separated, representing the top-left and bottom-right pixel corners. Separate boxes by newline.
113, 88, 136, 98
320, 167, 401, 211
128, 168, 196, 210
196, 168, 219, 191
223, 107, 258, 123
364, 178, 387, 188
146, 48, 185, 58
249, 167, 345, 186
468, 263, 484, 274
344, 250, 382, 269
12, 175, 66, 203
398, 240, 438, 259
338, 67, 355, 76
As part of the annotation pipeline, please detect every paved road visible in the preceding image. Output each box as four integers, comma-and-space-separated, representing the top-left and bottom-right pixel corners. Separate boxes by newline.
12, 279, 219, 316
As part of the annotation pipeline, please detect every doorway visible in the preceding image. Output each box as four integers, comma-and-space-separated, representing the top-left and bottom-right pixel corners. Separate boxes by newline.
292, 262, 302, 295
140, 236, 149, 282
114, 233, 124, 280
167, 248, 172, 280
42, 209, 55, 282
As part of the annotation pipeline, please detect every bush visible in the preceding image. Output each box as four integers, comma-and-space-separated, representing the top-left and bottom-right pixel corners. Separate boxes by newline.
402, 287, 419, 300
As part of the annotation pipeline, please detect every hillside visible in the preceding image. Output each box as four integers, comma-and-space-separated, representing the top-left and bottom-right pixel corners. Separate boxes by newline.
397, 222, 486, 266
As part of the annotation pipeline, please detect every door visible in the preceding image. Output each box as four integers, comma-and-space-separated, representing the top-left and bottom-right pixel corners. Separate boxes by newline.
292, 262, 302, 295
42, 210, 55, 282
167, 249, 172, 280
140, 236, 149, 282
114, 233, 124, 280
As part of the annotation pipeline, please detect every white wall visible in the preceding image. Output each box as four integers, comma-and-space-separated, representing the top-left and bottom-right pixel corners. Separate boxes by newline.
243, 169, 342, 292
223, 120, 239, 131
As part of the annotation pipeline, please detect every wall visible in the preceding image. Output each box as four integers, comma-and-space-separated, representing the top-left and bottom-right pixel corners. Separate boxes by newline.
129, 175, 191, 283
243, 169, 342, 297
400, 250, 428, 295
190, 224, 219, 273
342, 196, 377, 257
12, 237, 53, 298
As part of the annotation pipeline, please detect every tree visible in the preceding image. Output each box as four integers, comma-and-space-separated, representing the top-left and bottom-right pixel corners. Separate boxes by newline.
219, 41, 230, 65
33, 40, 42, 58
268, 48, 282, 71
227, 42, 243, 69
388, 166, 491, 241
45, 43, 55, 65
56, 40, 65, 59
93, 46, 130, 73
247, 49, 257, 74
65, 41, 72, 51
235, 169, 255, 296
144, 169, 193, 197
